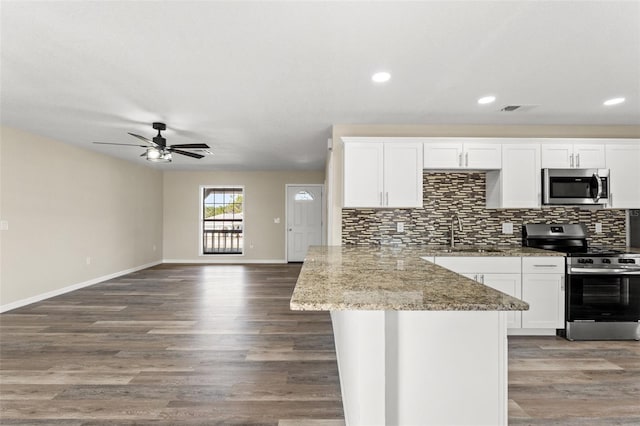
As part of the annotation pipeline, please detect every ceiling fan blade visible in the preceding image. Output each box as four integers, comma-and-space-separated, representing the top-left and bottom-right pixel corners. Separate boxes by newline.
93, 142, 148, 147
170, 149, 205, 159
128, 132, 157, 146
169, 143, 210, 149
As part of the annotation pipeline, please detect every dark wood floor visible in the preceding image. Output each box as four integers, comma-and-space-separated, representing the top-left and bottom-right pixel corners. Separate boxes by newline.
1, 263, 639, 425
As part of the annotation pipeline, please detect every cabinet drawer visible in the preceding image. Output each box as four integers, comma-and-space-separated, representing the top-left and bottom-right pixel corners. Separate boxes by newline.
435, 256, 521, 274
522, 257, 565, 274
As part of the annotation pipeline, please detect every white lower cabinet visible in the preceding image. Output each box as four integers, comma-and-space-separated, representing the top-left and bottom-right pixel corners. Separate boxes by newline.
522, 257, 565, 329
434, 256, 565, 334
464, 273, 522, 329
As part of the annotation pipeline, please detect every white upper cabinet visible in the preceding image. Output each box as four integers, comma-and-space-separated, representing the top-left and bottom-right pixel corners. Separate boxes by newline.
486, 142, 541, 209
384, 143, 424, 207
605, 143, 640, 209
424, 139, 501, 170
343, 141, 384, 208
343, 138, 423, 208
541, 140, 605, 168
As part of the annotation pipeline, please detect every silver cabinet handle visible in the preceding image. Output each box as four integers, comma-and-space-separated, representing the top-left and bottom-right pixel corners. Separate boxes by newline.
380, 192, 383, 206
458, 153, 463, 167
465, 152, 469, 167
479, 274, 484, 284
473, 274, 478, 282
560, 276, 565, 291
570, 153, 574, 168
385, 192, 389, 206
576, 153, 580, 167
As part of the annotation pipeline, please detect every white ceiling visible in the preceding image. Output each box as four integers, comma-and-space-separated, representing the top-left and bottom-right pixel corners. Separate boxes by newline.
2, 1, 639, 171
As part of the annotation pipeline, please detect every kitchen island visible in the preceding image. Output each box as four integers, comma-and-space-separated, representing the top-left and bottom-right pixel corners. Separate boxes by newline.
290, 245, 551, 426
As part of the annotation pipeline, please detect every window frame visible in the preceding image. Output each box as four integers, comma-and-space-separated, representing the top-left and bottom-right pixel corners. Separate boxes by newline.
199, 185, 245, 256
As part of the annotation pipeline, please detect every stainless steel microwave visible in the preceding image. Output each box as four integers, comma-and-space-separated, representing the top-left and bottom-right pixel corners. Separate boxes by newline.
542, 168, 610, 206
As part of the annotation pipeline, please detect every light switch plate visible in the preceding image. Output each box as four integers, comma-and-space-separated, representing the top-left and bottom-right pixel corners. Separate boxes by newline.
0, 220, 7, 231
502, 223, 513, 234
595, 223, 602, 233
274, 217, 280, 224
397, 222, 405, 233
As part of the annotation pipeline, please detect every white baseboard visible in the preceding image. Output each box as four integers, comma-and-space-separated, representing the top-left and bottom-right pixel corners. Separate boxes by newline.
162, 258, 287, 264
507, 328, 559, 336
0, 260, 162, 313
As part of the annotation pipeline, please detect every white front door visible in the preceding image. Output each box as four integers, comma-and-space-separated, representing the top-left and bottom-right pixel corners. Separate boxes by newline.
287, 185, 323, 262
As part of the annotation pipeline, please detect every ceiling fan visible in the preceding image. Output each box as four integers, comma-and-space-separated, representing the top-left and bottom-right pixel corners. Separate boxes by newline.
94, 122, 210, 163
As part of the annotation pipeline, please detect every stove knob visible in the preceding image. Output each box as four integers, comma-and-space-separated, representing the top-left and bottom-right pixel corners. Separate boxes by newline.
602, 258, 611, 264
586, 258, 594, 264
578, 258, 586, 264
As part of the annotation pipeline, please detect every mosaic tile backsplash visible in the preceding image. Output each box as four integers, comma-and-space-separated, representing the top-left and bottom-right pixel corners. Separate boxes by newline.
342, 172, 627, 248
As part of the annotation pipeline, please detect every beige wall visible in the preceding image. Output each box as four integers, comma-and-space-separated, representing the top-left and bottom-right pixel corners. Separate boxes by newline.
0, 127, 164, 308
163, 170, 325, 262
329, 125, 640, 244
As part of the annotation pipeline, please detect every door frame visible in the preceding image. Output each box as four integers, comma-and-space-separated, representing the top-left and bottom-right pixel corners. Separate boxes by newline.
285, 184, 326, 262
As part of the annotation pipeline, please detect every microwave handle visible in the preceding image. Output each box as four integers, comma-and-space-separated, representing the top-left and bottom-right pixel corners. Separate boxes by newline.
593, 172, 603, 202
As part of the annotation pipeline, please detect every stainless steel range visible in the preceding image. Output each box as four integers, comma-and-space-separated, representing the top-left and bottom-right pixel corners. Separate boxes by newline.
523, 224, 640, 341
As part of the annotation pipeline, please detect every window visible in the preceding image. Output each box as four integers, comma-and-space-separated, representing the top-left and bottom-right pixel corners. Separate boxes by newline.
294, 190, 315, 201
202, 187, 243, 254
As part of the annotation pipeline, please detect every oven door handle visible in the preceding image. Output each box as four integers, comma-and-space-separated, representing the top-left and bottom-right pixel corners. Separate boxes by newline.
593, 172, 603, 203
569, 267, 640, 275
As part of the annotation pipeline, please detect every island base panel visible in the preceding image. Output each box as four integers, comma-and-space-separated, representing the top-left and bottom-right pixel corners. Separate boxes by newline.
331, 310, 507, 426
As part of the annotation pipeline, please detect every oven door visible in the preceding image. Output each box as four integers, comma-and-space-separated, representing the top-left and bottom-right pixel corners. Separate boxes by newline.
567, 272, 640, 322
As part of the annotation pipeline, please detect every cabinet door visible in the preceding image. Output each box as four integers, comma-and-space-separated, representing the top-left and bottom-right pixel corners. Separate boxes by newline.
499, 144, 541, 208
384, 143, 423, 207
464, 143, 502, 169
541, 143, 573, 168
573, 144, 605, 168
481, 273, 522, 329
522, 274, 564, 329
343, 142, 384, 207
606, 144, 640, 209
423, 142, 463, 169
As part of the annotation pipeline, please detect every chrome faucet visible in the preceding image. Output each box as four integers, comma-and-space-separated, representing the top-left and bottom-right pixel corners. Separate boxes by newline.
450, 215, 463, 248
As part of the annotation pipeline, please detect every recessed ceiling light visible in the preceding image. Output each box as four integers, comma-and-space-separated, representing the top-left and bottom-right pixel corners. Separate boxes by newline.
371, 71, 391, 83
478, 95, 496, 105
603, 97, 625, 106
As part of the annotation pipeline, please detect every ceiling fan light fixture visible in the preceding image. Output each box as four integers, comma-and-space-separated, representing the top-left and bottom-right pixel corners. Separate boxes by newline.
146, 148, 172, 163
146, 148, 161, 160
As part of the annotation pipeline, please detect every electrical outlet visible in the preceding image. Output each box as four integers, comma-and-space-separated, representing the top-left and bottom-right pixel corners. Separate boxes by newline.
86, 257, 91, 265
502, 223, 513, 234
0, 220, 8, 231
595, 223, 603, 233
274, 217, 280, 224
153, 245, 157, 252
397, 222, 405, 233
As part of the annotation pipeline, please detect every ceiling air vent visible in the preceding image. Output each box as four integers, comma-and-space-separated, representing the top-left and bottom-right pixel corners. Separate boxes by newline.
500, 104, 539, 112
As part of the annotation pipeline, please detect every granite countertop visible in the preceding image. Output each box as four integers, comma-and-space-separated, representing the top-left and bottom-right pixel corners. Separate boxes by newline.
290, 245, 539, 312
